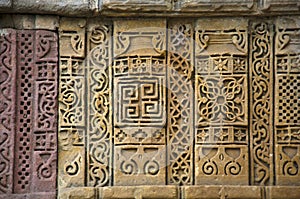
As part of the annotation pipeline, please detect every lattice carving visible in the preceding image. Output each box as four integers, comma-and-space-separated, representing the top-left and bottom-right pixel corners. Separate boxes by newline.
14, 30, 35, 193
250, 21, 273, 185
195, 19, 249, 185
168, 21, 194, 185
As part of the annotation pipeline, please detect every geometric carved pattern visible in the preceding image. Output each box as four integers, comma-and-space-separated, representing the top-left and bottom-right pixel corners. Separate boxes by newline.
115, 75, 165, 126
196, 75, 247, 125
275, 17, 300, 186
58, 18, 88, 189
195, 18, 249, 185
277, 75, 300, 125
0, 29, 57, 198
168, 20, 194, 185
113, 19, 167, 186
57, 17, 300, 194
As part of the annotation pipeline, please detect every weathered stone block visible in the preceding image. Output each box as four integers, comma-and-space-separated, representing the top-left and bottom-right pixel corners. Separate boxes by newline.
101, 0, 172, 12
179, 0, 255, 12
59, 188, 95, 199
35, 15, 59, 30
13, 0, 96, 16
99, 186, 178, 199
266, 186, 300, 199
260, 0, 300, 12
183, 186, 262, 199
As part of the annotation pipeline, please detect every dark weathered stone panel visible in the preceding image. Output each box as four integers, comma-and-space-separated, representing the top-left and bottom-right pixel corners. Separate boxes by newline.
13, 0, 96, 16
259, 0, 300, 12
101, 0, 171, 12
179, 0, 255, 12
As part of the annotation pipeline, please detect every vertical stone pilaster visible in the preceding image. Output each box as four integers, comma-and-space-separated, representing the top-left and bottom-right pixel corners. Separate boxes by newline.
58, 18, 87, 189
195, 18, 249, 185
86, 19, 112, 187
274, 16, 300, 186
0, 29, 16, 194
168, 19, 194, 185
250, 21, 274, 185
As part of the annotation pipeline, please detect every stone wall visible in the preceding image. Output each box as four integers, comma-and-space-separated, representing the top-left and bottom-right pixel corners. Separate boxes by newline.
0, 0, 299, 16
0, 1, 300, 199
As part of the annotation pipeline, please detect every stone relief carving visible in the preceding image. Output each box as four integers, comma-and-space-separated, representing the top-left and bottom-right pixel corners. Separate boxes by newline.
0, 29, 58, 197
0, 9, 299, 199
275, 17, 300, 186
250, 21, 273, 185
57, 17, 300, 194
195, 18, 248, 185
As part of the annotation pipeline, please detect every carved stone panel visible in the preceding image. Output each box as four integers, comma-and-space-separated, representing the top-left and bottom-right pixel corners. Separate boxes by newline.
195, 18, 249, 185
113, 19, 167, 186
250, 21, 274, 186
57, 17, 300, 197
0, 29, 16, 195
0, 29, 58, 198
168, 20, 194, 185
275, 17, 300, 186
58, 18, 113, 190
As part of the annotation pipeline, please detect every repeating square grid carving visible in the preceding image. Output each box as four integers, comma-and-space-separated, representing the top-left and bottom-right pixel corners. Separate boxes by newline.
277, 74, 300, 125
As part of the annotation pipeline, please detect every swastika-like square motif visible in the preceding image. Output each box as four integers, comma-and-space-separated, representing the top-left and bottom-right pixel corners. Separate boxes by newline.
114, 76, 166, 126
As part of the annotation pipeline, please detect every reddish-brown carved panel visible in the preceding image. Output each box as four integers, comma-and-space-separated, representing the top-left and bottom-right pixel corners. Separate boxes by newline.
0, 29, 58, 198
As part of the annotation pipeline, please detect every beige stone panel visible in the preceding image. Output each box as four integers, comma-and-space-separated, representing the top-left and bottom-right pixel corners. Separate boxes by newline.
113, 19, 166, 57
59, 18, 86, 58
266, 186, 300, 199
59, 187, 95, 199
114, 145, 166, 186
195, 145, 249, 185
99, 186, 178, 199
58, 146, 85, 188
35, 15, 59, 30
13, 0, 95, 16
183, 186, 262, 199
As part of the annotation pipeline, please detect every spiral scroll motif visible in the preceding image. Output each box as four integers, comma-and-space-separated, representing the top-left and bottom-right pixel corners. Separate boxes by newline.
250, 22, 273, 185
